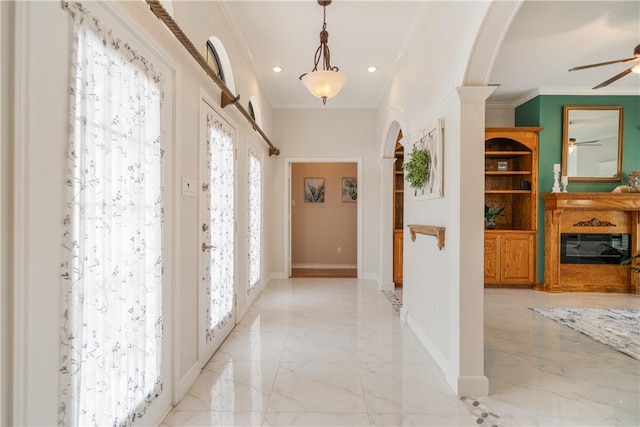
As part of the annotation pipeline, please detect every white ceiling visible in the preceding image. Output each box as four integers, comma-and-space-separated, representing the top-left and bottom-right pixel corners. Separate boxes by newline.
220, 1, 640, 110
488, 0, 640, 104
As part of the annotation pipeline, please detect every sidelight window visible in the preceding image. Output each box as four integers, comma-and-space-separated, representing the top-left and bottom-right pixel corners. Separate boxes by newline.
247, 148, 262, 292
60, 4, 165, 425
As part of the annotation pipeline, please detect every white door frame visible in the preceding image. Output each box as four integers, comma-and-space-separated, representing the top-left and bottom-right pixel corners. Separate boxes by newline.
283, 157, 363, 278
198, 97, 237, 366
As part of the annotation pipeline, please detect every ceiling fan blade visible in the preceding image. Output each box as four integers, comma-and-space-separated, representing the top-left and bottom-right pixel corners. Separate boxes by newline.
593, 67, 633, 89
569, 57, 638, 71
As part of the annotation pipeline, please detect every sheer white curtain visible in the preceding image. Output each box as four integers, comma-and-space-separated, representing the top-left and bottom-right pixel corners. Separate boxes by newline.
247, 148, 262, 293
205, 116, 235, 342
60, 3, 164, 426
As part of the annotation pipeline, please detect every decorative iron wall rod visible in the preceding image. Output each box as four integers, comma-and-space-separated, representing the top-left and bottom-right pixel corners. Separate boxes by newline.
145, 0, 280, 156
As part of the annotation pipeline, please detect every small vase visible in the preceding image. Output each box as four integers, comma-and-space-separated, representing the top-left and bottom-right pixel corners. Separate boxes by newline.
485, 218, 496, 229
630, 173, 640, 192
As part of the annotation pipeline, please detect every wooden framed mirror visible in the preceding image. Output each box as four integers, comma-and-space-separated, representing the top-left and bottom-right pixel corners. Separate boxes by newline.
562, 105, 623, 182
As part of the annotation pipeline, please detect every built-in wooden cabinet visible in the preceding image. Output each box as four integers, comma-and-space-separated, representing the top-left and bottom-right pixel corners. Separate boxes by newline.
393, 230, 403, 284
484, 231, 535, 285
484, 127, 542, 287
393, 140, 404, 285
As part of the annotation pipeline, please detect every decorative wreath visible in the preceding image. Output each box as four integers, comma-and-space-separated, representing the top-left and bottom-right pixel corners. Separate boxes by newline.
403, 144, 430, 190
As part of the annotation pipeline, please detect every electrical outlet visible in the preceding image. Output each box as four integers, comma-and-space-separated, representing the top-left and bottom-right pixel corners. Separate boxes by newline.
337, 246, 342, 254
182, 178, 196, 196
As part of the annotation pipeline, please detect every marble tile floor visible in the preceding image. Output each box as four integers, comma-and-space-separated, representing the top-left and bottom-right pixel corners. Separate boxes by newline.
161, 279, 640, 426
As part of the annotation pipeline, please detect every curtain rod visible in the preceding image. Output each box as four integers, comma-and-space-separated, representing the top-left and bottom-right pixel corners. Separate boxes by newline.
145, 0, 280, 156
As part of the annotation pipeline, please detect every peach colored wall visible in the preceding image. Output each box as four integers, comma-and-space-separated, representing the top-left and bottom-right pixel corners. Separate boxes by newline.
291, 162, 357, 266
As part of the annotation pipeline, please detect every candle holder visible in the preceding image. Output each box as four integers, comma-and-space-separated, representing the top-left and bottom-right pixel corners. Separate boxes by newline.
561, 177, 568, 193
552, 170, 561, 193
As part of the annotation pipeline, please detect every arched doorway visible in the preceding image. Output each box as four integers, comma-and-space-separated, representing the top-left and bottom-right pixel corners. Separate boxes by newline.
379, 112, 409, 292
392, 132, 404, 286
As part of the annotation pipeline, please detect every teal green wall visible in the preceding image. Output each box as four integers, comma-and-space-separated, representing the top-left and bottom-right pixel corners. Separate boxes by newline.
515, 95, 640, 282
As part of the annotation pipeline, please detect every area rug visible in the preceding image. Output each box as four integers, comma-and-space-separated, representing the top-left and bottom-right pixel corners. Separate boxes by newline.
530, 307, 640, 360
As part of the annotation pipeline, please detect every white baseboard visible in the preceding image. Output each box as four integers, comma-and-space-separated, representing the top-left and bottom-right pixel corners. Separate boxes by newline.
175, 360, 201, 404
291, 263, 357, 269
457, 375, 489, 396
268, 272, 288, 281
379, 280, 395, 291
406, 313, 459, 395
361, 272, 378, 282
406, 314, 489, 396
400, 307, 409, 323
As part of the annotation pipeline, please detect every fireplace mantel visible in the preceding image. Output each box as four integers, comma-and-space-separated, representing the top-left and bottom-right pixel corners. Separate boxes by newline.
542, 192, 640, 211
541, 192, 640, 294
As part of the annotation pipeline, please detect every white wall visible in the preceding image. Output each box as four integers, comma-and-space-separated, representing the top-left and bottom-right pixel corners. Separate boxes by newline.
0, 2, 11, 424
8, 1, 278, 424
270, 109, 379, 280
374, 0, 512, 396
486, 104, 516, 127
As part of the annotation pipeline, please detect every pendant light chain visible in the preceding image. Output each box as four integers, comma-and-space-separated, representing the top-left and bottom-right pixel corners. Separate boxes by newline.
323, 5, 327, 31
299, 0, 347, 104
310, 4, 335, 73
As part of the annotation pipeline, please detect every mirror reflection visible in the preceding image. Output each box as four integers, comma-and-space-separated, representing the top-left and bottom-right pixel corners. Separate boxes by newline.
562, 105, 623, 182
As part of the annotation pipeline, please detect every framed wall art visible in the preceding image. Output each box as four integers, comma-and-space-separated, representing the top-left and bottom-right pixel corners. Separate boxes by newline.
414, 118, 444, 199
304, 178, 325, 203
342, 178, 357, 203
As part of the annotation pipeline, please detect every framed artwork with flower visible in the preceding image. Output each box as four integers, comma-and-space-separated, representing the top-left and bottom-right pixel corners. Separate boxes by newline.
342, 178, 357, 203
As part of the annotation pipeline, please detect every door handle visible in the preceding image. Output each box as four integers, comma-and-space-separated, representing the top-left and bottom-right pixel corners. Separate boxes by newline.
202, 242, 213, 252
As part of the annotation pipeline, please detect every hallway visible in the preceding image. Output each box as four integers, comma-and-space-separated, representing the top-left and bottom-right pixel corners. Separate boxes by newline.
161, 279, 639, 426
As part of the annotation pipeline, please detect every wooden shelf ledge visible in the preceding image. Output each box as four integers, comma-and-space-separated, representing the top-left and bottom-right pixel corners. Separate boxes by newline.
407, 224, 446, 250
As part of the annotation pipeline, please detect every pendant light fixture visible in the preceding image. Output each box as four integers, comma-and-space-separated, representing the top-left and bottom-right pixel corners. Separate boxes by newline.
299, 0, 347, 105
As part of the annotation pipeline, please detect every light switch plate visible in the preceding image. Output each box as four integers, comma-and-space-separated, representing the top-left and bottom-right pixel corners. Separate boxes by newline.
182, 178, 196, 196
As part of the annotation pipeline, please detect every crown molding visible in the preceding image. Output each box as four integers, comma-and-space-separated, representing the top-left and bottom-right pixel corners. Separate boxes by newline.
487, 86, 639, 110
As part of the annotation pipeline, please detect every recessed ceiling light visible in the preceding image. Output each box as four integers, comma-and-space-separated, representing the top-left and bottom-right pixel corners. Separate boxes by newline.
272, 66, 283, 73
367, 66, 377, 73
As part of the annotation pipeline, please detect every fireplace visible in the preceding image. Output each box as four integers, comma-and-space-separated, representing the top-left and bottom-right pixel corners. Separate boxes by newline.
541, 193, 639, 293
561, 233, 630, 265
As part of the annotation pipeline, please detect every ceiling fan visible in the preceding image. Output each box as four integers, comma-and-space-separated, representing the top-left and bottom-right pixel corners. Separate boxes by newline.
569, 138, 601, 147
569, 43, 640, 89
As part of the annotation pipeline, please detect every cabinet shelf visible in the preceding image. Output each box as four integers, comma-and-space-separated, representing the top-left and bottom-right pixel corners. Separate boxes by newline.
485, 171, 531, 175
485, 151, 531, 157
485, 190, 531, 194
485, 227, 536, 233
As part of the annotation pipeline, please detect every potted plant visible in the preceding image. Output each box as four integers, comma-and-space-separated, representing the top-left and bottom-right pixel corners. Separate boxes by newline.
403, 146, 430, 191
621, 253, 640, 273
484, 204, 504, 229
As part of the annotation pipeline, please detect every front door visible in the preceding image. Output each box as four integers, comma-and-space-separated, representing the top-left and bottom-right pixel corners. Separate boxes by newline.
199, 99, 236, 364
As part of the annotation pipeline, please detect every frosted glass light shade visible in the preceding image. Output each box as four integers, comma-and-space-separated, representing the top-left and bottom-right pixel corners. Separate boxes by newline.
300, 70, 347, 101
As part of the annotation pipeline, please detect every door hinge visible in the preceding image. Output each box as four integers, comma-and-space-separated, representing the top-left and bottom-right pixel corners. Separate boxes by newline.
234, 294, 238, 307
234, 148, 238, 161
234, 221, 237, 233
